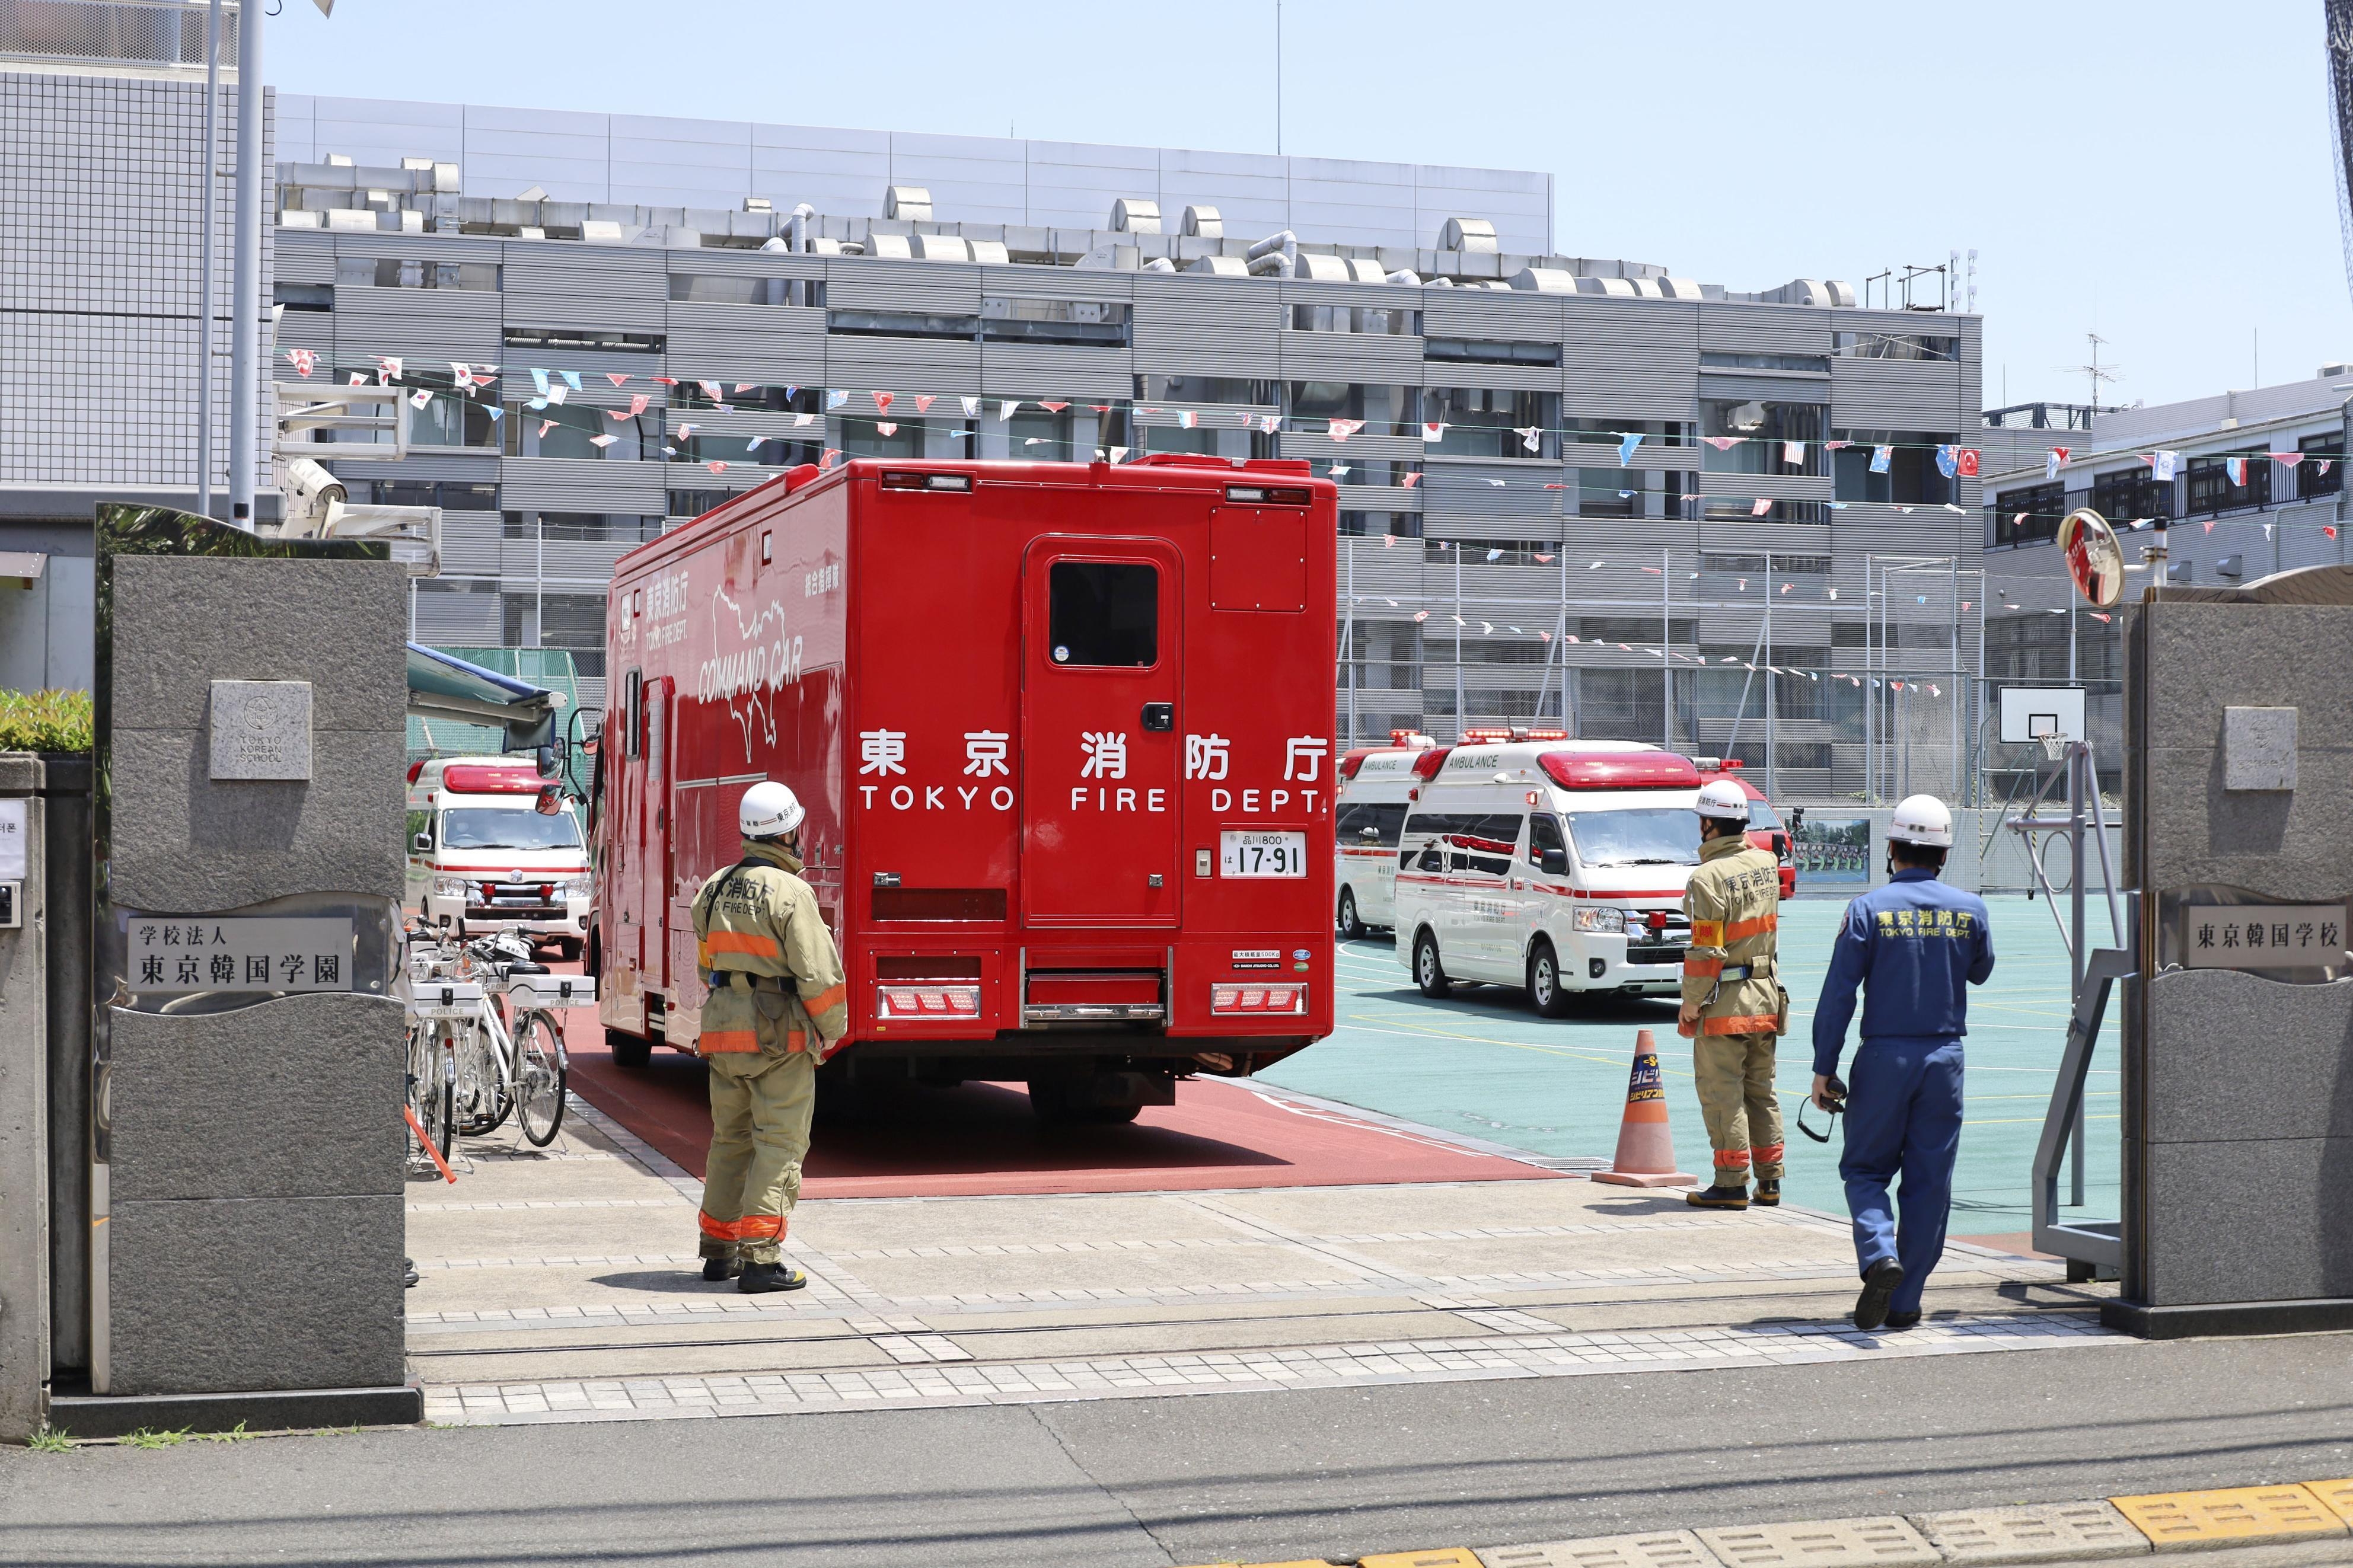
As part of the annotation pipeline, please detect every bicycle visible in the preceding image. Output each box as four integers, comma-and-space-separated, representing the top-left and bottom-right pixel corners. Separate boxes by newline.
404, 927, 587, 1149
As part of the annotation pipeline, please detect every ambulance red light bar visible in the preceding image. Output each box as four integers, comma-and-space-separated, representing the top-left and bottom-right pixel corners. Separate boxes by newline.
875, 983, 983, 1020
1461, 727, 1569, 743
1409, 746, 1453, 780
880, 470, 975, 492
441, 764, 545, 794
1537, 751, 1702, 790
1223, 484, 1312, 506
1211, 983, 1307, 1015
1336, 749, 1375, 780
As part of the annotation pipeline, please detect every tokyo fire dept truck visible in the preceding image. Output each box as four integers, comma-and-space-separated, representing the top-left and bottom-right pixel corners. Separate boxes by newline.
591, 455, 1338, 1122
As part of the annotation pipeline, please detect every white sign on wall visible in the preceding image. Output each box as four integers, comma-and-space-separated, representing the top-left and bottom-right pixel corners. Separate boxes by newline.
126, 916, 356, 993
2182, 905, 2346, 970
0, 799, 24, 881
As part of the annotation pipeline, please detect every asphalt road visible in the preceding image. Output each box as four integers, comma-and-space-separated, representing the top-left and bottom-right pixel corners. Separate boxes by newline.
6, 1332, 2350, 1567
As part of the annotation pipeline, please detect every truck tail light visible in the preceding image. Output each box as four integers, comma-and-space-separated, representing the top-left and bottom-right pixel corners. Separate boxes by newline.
875, 983, 983, 1019
1211, 983, 1306, 1016
1223, 484, 1312, 506
881, 470, 974, 492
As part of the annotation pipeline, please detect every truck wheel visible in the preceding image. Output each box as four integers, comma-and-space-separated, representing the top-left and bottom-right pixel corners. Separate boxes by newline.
1336, 888, 1365, 941
606, 1029, 652, 1068
1413, 931, 1451, 999
1527, 939, 1574, 1018
557, 938, 582, 963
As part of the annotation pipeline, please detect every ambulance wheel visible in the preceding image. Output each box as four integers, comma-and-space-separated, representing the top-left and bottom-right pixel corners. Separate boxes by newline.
557, 938, 582, 963
1527, 940, 1574, 1018
606, 1029, 652, 1068
1413, 931, 1452, 999
1335, 889, 1366, 941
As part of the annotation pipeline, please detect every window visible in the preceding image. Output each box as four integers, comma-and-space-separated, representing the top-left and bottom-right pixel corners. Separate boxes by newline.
511, 513, 663, 543
366, 480, 497, 510
1528, 813, 1569, 871
668, 488, 748, 518
1295, 382, 1415, 431
1137, 375, 1278, 406
671, 382, 817, 413
406, 372, 500, 449
1335, 801, 1407, 848
1047, 561, 1158, 666
1425, 539, 1550, 568
439, 808, 582, 852
1401, 812, 1522, 876
1564, 417, 1689, 448
1833, 331, 1957, 361
1994, 483, 2066, 547
2186, 454, 2270, 515
1293, 302, 1418, 335
274, 282, 332, 311
500, 327, 663, 353
1577, 469, 1641, 516
2090, 468, 2170, 524
1700, 351, 1829, 373
1700, 553, 1829, 575
2300, 432, 2344, 499
668, 274, 809, 306
506, 403, 651, 459
1423, 387, 1559, 457
1575, 616, 1695, 645
537, 593, 608, 651
827, 309, 978, 340
1831, 429, 1956, 505
1702, 401, 1824, 474
336, 258, 499, 291
1424, 338, 1555, 366
981, 295, 1131, 346
671, 433, 822, 468
1563, 807, 1699, 868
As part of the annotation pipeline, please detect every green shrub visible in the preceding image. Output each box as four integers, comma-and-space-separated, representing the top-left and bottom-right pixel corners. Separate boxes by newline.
0, 688, 93, 753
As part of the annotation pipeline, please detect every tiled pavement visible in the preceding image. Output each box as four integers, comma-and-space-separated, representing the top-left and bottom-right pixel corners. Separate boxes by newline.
408, 1094, 2124, 1429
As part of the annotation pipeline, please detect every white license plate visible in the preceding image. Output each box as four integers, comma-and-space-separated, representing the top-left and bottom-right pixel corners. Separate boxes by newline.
1220, 830, 1308, 879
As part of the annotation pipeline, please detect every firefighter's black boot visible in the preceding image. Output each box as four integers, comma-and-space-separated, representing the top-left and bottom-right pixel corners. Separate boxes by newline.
702, 1254, 743, 1282
1752, 1179, 1781, 1208
738, 1261, 808, 1294
1853, 1257, 1905, 1331
1685, 1183, 1749, 1211
1884, 1310, 1922, 1331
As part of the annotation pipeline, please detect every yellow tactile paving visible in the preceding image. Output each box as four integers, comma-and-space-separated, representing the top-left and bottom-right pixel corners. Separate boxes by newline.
2308, 1476, 2353, 1526
2109, 1483, 2346, 1547
1359, 1552, 1482, 1568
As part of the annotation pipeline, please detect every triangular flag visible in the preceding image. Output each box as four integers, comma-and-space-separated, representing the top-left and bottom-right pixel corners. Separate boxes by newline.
792, 412, 815, 427
997, 400, 1019, 421
824, 389, 847, 410
589, 433, 617, 449
872, 391, 894, 413
409, 388, 432, 409
605, 372, 630, 387
961, 397, 981, 417
1328, 418, 1364, 442
547, 385, 567, 404
285, 349, 316, 378
1422, 421, 1446, 440
876, 421, 898, 436
706, 461, 728, 474
822, 448, 842, 468
559, 371, 582, 390
914, 394, 936, 413
1041, 402, 1068, 413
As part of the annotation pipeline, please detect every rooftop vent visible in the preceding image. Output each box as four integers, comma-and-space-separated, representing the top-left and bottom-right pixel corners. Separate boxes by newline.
1181, 205, 1222, 239
325, 153, 353, 168
1510, 267, 1575, 293
884, 186, 932, 221
1439, 217, 1497, 253
2322, 363, 2353, 379
1111, 198, 1161, 234
742, 196, 772, 213
517, 185, 548, 203
400, 157, 432, 173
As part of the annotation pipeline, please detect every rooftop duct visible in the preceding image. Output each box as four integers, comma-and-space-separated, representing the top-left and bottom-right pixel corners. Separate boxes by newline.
884, 185, 933, 221
1186, 255, 1248, 276
1769, 277, 1855, 307
866, 232, 914, 260
1181, 205, 1223, 239
1439, 217, 1497, 253
1245, 229, 1297, 277
742, 196, 772, 213
1111, 198, 1162, 234
913, 232, 971, 261
1510, 267, 1575, 292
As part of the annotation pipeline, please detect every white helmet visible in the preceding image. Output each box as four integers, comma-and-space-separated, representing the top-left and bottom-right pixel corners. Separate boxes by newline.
1695, 779, 1752, 823
738, 780, 805, 839
1889, 794, 1954, 848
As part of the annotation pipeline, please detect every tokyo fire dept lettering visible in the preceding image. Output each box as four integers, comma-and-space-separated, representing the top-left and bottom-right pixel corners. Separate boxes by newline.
1185, 734, 1230, 780
850, 728, 1328, 817
1080, 733, 1128, 779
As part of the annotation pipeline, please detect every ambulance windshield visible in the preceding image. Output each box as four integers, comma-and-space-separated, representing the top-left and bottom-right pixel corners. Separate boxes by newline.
441, 808, 582, 852
1564, 807, 1700, 868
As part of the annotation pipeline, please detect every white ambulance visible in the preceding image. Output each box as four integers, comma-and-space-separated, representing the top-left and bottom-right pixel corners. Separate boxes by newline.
404, 756, 593, 957
1391, 740, 1704, 1015
1331, 732, 1442, 938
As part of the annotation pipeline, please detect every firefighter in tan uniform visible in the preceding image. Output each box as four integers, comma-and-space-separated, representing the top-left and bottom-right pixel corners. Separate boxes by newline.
1676, 778, 1789, 1211
688, 780, 849, 1293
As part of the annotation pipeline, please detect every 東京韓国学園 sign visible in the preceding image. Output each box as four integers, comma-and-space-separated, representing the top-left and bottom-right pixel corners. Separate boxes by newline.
127, 916, 356, 993
2182, 905, 2346, 970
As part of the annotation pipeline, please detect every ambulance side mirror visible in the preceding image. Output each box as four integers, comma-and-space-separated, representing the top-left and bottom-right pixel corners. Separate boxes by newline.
1538, 847, 1568, 875
413, 831, 431, 852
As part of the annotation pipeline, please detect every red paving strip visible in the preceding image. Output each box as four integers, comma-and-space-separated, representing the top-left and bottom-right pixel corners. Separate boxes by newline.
560, 1023, 1555, 1199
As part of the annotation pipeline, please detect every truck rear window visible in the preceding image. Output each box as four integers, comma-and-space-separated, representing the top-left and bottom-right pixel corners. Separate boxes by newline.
1049, 561, 1157, 666
440, 809, 582, 851
1335, 801, 1406, 847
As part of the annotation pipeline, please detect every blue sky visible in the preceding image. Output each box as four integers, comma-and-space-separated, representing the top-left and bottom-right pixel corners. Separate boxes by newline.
273, 1, 2345, 411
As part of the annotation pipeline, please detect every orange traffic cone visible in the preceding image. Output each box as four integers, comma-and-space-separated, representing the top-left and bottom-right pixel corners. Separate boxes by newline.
1592, 1029, 1698, 1187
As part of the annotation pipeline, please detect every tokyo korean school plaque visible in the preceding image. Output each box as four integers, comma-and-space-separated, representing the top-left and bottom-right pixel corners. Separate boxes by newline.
126, 916, 356, 994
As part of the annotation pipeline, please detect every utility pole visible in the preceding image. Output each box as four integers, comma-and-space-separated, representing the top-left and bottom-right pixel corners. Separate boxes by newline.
1273, 0, 1283, 157
227, 0, 264, 528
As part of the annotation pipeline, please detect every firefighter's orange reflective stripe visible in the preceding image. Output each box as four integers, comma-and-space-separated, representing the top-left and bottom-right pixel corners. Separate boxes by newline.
1690, 919, 1725, 947
1752, 1143, 1786, 1163
697, 1212, 740, 1241
696, 938, 711, 969
699, 1029, 761, 1053
804, 982, 847, 1018
1701, 1014, 1779, 1036
705, 931, 784, 959
1713, 1148, 1752, 1168
1683, 956, 1723, 979
735, 1214, 785, 1241
785, 1029, 806, 1054
1726, 913, 1779, 941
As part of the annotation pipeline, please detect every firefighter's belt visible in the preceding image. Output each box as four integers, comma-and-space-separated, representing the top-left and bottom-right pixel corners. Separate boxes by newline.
1716, 957, 1775, 982
713, 972, 790, 993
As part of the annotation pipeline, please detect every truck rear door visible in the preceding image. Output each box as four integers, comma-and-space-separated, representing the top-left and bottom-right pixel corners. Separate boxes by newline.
1021, 538, 1181, 927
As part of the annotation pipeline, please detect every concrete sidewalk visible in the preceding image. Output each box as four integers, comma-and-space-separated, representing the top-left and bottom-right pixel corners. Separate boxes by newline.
399, 1096, 2104, 1425
5, 1334, 2352, 1567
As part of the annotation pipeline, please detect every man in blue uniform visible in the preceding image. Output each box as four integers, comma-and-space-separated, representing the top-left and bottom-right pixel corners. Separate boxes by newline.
1810, 794, 1995, 1331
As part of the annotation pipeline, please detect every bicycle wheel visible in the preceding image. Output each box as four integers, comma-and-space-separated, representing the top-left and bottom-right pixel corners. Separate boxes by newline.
455, 1020, 514, 1137
514, 1011, 569, 1147
419, 1034, 457, 1163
